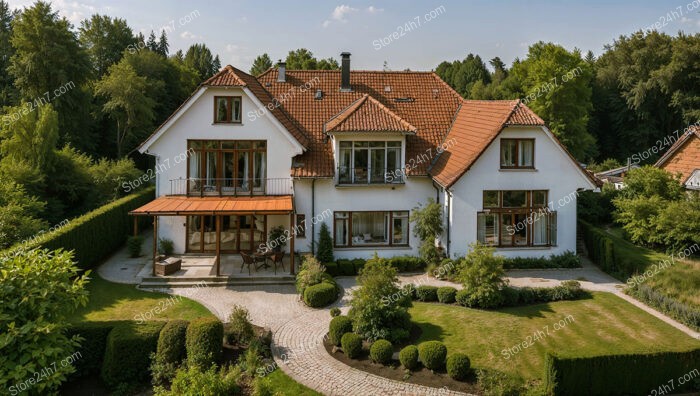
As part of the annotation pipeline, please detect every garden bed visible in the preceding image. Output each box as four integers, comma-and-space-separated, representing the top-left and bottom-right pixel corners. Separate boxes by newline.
323, 337, 480, 395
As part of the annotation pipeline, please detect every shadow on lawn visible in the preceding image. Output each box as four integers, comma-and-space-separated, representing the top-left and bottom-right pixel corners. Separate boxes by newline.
498, 293, 594, 319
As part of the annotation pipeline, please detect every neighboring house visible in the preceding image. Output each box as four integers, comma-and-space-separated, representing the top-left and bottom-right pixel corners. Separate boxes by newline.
655, 126, 700, 190
130, 52, 598, 274
594, 164, 640, 190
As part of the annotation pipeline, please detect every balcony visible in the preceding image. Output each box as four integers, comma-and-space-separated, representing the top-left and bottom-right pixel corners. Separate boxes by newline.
337, 167, 405, 185
169, 178, 293, 196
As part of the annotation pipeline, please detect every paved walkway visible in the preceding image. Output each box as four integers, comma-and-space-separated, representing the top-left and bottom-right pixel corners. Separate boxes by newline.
97, 246, 699, 395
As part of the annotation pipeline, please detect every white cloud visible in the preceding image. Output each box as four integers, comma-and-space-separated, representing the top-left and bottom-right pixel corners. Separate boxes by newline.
323, 4, 357, 27
366, 6, 383, 14
680, 16, 693, 24
180, 31, 202, 40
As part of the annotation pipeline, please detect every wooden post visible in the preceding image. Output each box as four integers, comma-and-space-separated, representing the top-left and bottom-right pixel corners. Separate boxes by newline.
133, 216, 138, 236
216, 215, 221, 276
289, 212, 295, 275
152, 216, 158, 277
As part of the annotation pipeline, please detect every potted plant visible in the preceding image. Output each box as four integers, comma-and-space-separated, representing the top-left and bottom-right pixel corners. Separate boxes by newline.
158, 238, 174, 257
268, 225, 287, 252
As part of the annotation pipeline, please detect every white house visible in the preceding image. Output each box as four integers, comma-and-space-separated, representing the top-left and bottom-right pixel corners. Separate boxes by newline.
131, 53, 599, 274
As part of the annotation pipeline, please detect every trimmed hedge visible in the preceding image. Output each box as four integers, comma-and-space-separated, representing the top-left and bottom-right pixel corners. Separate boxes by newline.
304, 282, 338, 308
337, 259, 356, 276
502, 251, 580, 269
66, 321, 120, 378
580, 220, 638, 277
156, 320, 189, 365
418, 341, 447, 371
329, 315, 353, 346
3, 187, 154, 271
399, 345, 419, 370
185, 317, 224, 370
447, 353, 471, 380
388, 256, 425, 272
323, 262, 339, 276
341, 333, 363, 359
352, 258, 366, 274
437, 287, 457, 304
369, 339, 393, 365
455, 289, 470, 307
416, 286, 438, 302
101, 321, 165, 389
545, 349, 700, 395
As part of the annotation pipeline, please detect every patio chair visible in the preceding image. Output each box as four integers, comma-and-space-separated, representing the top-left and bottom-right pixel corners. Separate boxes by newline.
239, 252, 257, 275
271, 252, 285, 274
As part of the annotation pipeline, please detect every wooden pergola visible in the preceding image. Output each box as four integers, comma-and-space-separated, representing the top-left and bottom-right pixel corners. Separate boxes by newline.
129, 195, 296, 276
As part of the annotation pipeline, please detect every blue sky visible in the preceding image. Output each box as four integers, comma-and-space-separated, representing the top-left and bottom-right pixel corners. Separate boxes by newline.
7, 0, 700, 71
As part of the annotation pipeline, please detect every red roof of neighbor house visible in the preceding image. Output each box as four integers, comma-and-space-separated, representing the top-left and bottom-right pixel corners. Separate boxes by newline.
655, 126, 700, 183
129, 195, 294, 215
325, 94, 417, 134
429, 100, 545, 188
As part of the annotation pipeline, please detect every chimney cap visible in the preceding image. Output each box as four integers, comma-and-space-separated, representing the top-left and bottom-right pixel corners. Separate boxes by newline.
340, 52, 351, 57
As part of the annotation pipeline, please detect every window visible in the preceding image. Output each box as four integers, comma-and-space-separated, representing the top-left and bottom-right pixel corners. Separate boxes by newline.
500, 139, 534, 168
333, 211, 409, 247
478, 190, 556, 247
214, 96, 242, 123
295, 214, 306, 238
338, 141, 402, 184
187, 140, 266, 195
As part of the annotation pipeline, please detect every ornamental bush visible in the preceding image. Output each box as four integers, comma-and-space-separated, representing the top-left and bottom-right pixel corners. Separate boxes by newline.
66, 321, 119, 378
455, 289, 471, 307
457, 243, 506, 308
337, 259, 356, 276
437, 286, 457, 304
330, 307, 341, 317
151, 320, 189, 386
341, 333, 363, 359
447, 353, 471, 380
225, 305, 255, 346
418, 341, 447, 371
127, 235, 143, 257
296, 256, 326, 295
316, 222, 334, 263
303, 282, 338, 308
416, 285, 438, 302
329, 315, 353, 346
185, 317, 224, 370
369, 339, 393, 365
399, 345, 420, 370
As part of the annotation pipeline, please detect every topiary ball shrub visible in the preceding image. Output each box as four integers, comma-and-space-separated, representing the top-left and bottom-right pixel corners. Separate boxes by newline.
330, 307, 341, 317
455, 289, 471, 306
329, 315, 353, 346
303, 282, 338, 308
186, 317, 224, 370
418, 341, 447, 371
437, 286, 457, 304
156, 320, 189, 365
416, 286, 438, 302
369, 339, 393, 365
446, 353, 471, 380
399, 345, 419, 370
341, 333, 363, 359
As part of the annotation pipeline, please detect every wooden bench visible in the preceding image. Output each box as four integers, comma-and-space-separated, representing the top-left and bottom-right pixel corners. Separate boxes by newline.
155, 257, 182, 276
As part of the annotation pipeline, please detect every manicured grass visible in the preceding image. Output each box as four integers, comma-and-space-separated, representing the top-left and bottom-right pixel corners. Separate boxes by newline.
68, 274, 214, 322
266, 369, 322, 396
409, 293, 700, 381
604, 227, 700, 307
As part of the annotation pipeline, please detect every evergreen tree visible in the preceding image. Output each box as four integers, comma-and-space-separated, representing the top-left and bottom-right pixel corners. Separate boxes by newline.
0, 0, 15, 107
316, 222, 334, 263
184, 43, 219, 80
146, 30, 158, 52
249, 53, 272, 76
79, 14, 134, 77
157, 30, 169, 56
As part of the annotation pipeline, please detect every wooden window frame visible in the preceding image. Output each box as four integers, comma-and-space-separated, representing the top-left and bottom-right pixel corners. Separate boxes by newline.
500, 138, 535, 169
295, 214, 306, 238
478, 190, 555, 248
185, 214, 266, 253
186, 140, 266, 194
214, 96, 242, 124
333, 210, 409, 248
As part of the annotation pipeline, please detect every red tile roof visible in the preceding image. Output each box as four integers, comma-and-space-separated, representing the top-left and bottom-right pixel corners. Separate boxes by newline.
255, 69, 462, 177
325, 94, 417, 134
429, 100, 595, 188
129, 195, 294, 215
656, 126, 700, 183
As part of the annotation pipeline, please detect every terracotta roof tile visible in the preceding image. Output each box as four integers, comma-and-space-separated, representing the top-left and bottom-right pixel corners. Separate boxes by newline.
325, 94, 417, 134
256, 70, 462, 177
656, 126, 700, 183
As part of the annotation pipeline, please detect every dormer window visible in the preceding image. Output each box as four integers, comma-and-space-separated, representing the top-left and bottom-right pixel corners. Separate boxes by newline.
501, 138, 534, 169
215, 96, 242, 123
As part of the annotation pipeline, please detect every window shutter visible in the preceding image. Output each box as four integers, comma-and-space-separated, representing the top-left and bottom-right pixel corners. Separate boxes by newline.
549, 211, 557, 246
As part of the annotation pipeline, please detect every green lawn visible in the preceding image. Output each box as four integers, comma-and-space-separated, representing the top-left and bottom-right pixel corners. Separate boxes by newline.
604, 227, 700, 307
68, 274, 214, 322
410, 293, 700, 381
266, 370, 322, 396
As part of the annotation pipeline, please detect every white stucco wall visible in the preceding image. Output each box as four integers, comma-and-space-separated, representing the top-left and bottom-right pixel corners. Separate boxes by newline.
446, 126, 595, 259
142, 87, 302, 254
293, 177, 436, 259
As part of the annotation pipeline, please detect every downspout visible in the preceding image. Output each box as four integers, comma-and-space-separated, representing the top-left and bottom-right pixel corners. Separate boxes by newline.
446, 189, 452, 257
311, 178, 316, 255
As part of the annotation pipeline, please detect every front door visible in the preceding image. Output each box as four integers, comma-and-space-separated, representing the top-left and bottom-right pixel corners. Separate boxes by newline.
186, 215, 266, 253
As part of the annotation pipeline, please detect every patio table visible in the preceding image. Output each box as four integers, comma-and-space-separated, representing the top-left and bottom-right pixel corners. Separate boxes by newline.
253, 250, 274, 270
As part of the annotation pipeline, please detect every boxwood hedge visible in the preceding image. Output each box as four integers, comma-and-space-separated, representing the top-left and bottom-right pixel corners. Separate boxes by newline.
185, 317, 224, 370
101, 321, 165, 389
66, 321, 121, 378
